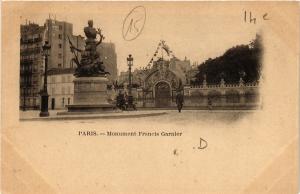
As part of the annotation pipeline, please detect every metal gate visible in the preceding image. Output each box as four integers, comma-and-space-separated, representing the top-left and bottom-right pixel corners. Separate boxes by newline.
155, 82, 171, 107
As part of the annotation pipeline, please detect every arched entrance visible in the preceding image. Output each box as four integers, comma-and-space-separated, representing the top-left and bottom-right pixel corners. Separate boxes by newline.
155, 82, 171, 107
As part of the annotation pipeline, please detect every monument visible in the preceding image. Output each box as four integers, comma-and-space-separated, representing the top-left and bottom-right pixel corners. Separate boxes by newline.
66, 20, 114, 112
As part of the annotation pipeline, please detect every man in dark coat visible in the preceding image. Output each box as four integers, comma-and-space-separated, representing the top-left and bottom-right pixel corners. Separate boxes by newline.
116, 91, 126, 110
208, 97, 212, 110
176, 91, 184, 113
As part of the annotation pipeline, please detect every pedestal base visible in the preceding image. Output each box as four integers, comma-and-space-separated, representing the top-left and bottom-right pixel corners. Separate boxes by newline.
39, 111, 49, 117
39, 92, 49, 117
67, 76, 114, 113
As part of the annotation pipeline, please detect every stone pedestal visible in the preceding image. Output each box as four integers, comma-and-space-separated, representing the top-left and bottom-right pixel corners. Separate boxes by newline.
67, 77, 114, 112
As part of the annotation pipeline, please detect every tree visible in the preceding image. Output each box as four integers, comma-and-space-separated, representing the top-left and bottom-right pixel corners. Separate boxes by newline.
194, 34, 262, 85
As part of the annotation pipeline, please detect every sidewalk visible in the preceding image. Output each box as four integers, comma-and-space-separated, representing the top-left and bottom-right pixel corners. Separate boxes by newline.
19, 109, 167, 121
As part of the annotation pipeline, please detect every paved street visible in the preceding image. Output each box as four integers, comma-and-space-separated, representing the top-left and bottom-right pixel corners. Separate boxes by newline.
19, 109, 167, 121
19, 109, 258, 125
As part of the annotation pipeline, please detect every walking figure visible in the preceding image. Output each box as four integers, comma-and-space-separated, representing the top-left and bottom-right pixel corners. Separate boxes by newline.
208, 97, 212, 110
176, 91, 184, 113
116, 91, 126, 110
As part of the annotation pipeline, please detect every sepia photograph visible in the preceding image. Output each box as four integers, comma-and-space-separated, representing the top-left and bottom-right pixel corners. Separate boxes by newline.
19, 3, 262, 122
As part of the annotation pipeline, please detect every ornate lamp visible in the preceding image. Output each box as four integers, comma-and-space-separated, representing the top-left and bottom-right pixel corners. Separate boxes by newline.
39, 41, 51, 117
203, 74, 207, 86
126, 54, 135, 110
239, 70, 246, 86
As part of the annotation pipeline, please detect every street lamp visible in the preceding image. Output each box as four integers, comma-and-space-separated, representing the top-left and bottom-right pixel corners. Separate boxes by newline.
39, 41, 51, 117
126, 54, 135, 110
22, 87, 26, 111
22, 65, 27, 111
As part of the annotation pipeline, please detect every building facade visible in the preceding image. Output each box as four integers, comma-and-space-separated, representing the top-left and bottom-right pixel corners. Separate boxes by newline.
42, 19, 86, 110
45, 19, 85, 69
46, 68, 75, 109
168, 56, 191, 84
20, 23, 45, 109
118, 56, 191, 87
97, 42, 118, 83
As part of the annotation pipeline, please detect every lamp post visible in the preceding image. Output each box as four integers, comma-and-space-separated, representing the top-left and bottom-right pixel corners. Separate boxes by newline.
23, 86, 26, 111
126, 54, 135, 110
22, 66, 27, 111
39, 41, 51, 117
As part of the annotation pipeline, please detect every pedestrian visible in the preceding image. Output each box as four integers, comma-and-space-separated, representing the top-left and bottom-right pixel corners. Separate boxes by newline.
176, 91, 184, 113
116, 91, 126, 110
208, 97, 212, 110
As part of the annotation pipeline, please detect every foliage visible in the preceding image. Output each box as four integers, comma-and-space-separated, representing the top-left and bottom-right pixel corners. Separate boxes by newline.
193, 34, 262, 85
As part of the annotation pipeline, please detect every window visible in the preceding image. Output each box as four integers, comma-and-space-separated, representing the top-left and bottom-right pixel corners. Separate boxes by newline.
58, 44, 62, 48
62, 98, 65, 107
33, 65, 38, 72
59, 25, 62, 30
58, 53, 62, 58
68, 98, 70, 105
58, 34, 62, 39
58, 64, 62, 68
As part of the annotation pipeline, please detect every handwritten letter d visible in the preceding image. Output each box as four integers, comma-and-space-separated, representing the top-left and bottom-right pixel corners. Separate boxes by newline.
198, 138, 208, 149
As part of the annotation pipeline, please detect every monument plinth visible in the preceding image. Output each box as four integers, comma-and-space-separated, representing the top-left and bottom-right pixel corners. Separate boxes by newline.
66, 20, 114, 113
67, 77, 114, 112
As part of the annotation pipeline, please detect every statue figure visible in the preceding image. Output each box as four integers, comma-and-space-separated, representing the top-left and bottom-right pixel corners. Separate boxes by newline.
68, 20, 109, 77
84, 20, 98, 40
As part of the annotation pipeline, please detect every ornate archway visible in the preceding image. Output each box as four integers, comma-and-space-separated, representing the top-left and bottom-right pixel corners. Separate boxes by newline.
141, 59, 182, 108
144, 68, 179, 91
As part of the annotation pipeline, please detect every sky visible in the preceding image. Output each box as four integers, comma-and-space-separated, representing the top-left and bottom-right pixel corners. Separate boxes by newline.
19, 2, 262, 73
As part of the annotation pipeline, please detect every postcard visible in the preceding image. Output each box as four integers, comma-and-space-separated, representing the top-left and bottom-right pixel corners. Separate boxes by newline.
1, 2, 299, 194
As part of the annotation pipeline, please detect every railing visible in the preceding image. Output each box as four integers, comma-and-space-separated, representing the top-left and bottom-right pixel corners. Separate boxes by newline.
190, 82, 259, 89
20, 37, 42, 44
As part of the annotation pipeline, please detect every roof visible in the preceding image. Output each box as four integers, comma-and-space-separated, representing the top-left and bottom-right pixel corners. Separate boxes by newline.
21, 23, 45, 35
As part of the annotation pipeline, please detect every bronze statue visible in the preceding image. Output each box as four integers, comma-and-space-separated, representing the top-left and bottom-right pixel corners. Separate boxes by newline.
68, 20, 109, 77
